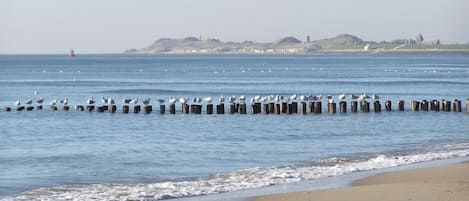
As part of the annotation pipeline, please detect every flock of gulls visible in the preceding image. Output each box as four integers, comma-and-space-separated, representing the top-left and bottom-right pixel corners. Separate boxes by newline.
6, 92, 380, 110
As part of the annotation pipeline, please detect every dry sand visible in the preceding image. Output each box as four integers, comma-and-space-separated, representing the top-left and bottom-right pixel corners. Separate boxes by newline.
252, 161, 469, 201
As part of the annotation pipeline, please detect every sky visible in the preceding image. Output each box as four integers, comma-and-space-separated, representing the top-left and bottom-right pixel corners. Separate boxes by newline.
1, 0, 468, 54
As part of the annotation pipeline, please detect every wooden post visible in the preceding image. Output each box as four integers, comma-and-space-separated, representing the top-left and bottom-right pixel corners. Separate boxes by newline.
86, 105, 95, 112
144, 105, 152, 114
97, 106, 105, 112
169, 104, 176, 114
182, 104, 189, 114
431, 100, 440, 111
275, 103, 281, 114
373, 101, 381, 112
206, 104, 213, 114
268, 103, 275, 114
328, 102, 336, 114
216, 103, 224, 114
263, 104, 270, 114
239, 103, 247, 114
123, 105, 129, 113
51, 106, 58, 111
421, 100, 429, 111
76, 105, 84, 111
291, 102, 298, 113
466, 99, 469, 113
160, 105, 166, 114
287, 103, 293, 114
235, 103, 240, 113
194, 105, 202, 114
281, 102, 288, 113
397, 100, 404, 111
134, 105, 141, 113
453, 99, 461, 112
63, 106, 70, 111
229, 103, 236, 114
16, 106, 25, 111
36, 105, 43, 110
351, 101, 358, 113
300, 102, 307, 114
444, 100, 451, 112
308, 102, 314, 113
361, 101, 370, 112
4, 107, 11, 112
26, 106, 34, 111
109, 105, 117, 113
410, 100, 420, 111
103, 105, 108, 111
314, 101, 322, 114
385, 100, 392, 111
339, 101, 346, 113
251, 104, 258, 114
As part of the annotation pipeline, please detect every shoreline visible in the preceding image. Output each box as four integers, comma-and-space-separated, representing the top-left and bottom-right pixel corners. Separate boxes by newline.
251, 158, 469, 201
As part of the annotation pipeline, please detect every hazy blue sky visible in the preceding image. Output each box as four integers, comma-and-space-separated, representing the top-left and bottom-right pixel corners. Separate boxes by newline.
1, 0, 468, 53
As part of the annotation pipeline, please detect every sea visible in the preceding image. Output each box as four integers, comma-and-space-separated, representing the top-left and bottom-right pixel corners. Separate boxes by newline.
0, 54, 468, 200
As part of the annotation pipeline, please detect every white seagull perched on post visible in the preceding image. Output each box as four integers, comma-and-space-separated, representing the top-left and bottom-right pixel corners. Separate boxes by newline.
338, 93, 346, 101
25, 99, 33, 105
300, 95, 307, 102
14, 100, 21, 106
372, 94, 379, 101
122, 98, 131, 104
101, 97, 108, 105
350, 94, 359, 100
87, 97, 95, 105
49, 99, 57, 107
37, 97, 44, 105
218, 95, 225, 103
156, 99, 165, 104
169, 97, 177, 105
359, 93, 370, 101
179, 97, 188, 104
203, 96, 213, 104
239, 95, 246, 103
108, 98, 115, 105
290, 94, 297, 101
60, 98, 69, 105
142, 97, 150, 105
130, 98, 138, 105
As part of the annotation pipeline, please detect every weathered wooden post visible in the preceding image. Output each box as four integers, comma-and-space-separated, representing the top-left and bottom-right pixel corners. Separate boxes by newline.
4, 107, 11, 112
351, 101, 358, 113
327, 102, 336, 114
385, 100, 392, 111
287, 103, 293, 114
397, 100, 404, 111
268, 103, 275, 114
169, 104, 176, 114
160, 105, 166, 114
274, 103, 281, 114
134, 105, 141, 113
314, 101, 322, 114
300, 102, 307, 114
36, 105, 43, 110
373, 101, 381, 112
108, 105, 116, 113
97, 106, 105, 112
86, 105, 95, 112
26, 106, 34, 111
216, 103, 224, 114
144, 105, 152, 114
466, 99, 469, 113
255, 102, 262, 114
122, 105, 129, 113
444, 100, 451, 112
229, 103, 236, 114
453, 99, 461, 112
410, 100, 420, 111
361, 101, 370, 112
421, 100, 429, 111
440, 100, 447, 112
339, 101, 346, 113
103, 105, 108, 111
235, 103, 240, 113
63, 105, 70, 111
431, 100, 440, 111
308, 102, 314, 113
16, 106, 25, 111
206, 104, 213, 114
239, 103, 247, 114
263, 103, 270, 114
281, 102, 288, 113
76, 105, 84, 111
291, 102, 298, 113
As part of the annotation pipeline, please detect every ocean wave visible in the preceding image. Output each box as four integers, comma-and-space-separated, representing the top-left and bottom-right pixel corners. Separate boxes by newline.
6, 142, 469, 201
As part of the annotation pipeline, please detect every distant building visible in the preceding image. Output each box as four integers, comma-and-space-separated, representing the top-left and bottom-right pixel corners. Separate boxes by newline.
416, 34, 424, 44
364, 43, 370, 51
306, 35, 311, 43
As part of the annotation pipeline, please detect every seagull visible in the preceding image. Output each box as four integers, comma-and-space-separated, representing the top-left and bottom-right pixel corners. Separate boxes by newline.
274, 95, 280, 103
228, 96, 236, 103
122, 98, 131, 104
338, 93, 346, 101
250, 97, 255, 103
359, 93, 370, 101
34, 91, 38, 95
108, 98, 115, 105
350, 94, 359, 100
14, 100, 21, 106
290, 94, 297, 101
142, 97, 150, 105
156, 99, 165, 104
254, 95, 262, 102
86, 97, 95, 105
179, 97, 188, 104
37, 97, 44, 104
130, 98, 138, 105
195, 97, 202, 103
239, 95, 246, 103
101, 97, 108, 105
49, 99, 57, 106
300, 95, 307, 102
372, 94, 379, 101
267, 95, 273, 103
218, 95, 225, 103
203, 96, 213, 103
60, 98, 69, 105
169, 97, 178, 104
25, 99, 33, 105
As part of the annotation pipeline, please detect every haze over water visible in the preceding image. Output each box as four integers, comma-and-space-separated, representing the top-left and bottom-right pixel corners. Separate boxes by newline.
0, 54, 469, 200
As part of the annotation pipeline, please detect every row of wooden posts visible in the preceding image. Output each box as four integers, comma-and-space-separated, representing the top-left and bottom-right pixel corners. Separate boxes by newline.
4, 99, 468, 114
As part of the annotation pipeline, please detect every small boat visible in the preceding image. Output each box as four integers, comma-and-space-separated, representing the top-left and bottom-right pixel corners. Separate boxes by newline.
69, 49, 75, 57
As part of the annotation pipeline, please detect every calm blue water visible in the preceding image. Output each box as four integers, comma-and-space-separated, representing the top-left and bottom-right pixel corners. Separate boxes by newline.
0, 54, 469, 200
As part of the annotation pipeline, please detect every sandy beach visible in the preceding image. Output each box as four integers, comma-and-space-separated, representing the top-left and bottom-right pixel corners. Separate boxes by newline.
252, 161, 469, 201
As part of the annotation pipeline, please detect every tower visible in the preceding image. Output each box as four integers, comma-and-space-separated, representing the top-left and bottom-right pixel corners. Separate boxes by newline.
306, 35, 311, 43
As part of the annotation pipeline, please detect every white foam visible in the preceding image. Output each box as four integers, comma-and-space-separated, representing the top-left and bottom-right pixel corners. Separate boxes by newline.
7, 143, 469, 201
